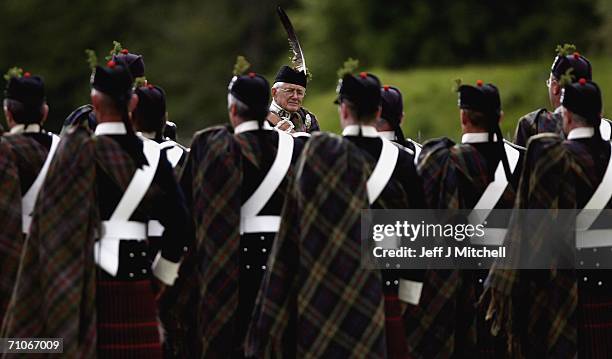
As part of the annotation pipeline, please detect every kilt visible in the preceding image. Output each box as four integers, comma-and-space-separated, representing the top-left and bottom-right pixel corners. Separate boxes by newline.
97, 278, 162, 359
476, 302, 506, 358
578, 288, 612, 359
384, 293, 409, 359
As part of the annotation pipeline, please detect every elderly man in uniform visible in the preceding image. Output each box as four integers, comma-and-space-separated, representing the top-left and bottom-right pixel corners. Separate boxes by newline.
268, 65, 319, 134
514, 44, 612, 146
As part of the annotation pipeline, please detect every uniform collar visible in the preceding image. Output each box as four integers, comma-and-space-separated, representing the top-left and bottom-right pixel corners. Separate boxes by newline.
567, 126, 595, 140
139, 131, 156, 140
461, 132, 499, 144
95, 122, 127, 135
377, 130, 396, 141
554, 106, 563, 114
234, 120, 261, 134
342, 125, 379, 138
9, 123, 41, 134
270, 100, 293, 115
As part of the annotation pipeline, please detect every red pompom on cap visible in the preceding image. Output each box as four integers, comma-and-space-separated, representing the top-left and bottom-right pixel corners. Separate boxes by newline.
121, 49, 129, 54
573, 52, 580, 60
359, 72, 368, 79
248, 72, 256, 78
579, 78, 587, 86
476, 79, 484, 87
383, 85, 390, 91
23, 72, 31, 77
107, 60, 116, 68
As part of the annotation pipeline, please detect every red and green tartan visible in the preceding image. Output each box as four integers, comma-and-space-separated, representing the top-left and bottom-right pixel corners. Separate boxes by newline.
245, 133, 388, 359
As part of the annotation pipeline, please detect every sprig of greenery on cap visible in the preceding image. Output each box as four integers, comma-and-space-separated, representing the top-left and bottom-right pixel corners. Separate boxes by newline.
452, 78, 463, 92
336, 58, 359, 80
558, 68, 575, 87
106, 40, 124, 61
84, 49, 98, 70
3, 67, 23, 81
555, 43, 577, 57
134, 77, 147, 88
233, 55, 251, 76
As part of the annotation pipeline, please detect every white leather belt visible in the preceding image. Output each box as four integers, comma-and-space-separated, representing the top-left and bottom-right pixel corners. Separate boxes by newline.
100, 220, 148, 240
240, 132, 293, 235
241, 216, 281, 234
94, 139, 161, 276
470, 228, 506, 246
576, 230, 612, 248
22, 215, 32, 235
367, 138, 399, 205
468, 142, 520, 226
21, 133, 60, 235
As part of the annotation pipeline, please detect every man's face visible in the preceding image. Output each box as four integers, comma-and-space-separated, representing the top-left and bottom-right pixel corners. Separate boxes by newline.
547, 74, 561, 108
272, 83, 305, 113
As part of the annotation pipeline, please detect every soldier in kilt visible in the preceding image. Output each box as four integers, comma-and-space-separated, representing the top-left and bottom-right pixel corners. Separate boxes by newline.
410, 80, 524, 357
160, 59, 306, 358
245, 67, 424, 359
486, 78, 612, 358
0, 68, 57, 326
2, 58, 191, 358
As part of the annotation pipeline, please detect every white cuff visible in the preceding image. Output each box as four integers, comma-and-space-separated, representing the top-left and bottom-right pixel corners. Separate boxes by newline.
152, 252, 180, 285
398, 279, 423, 306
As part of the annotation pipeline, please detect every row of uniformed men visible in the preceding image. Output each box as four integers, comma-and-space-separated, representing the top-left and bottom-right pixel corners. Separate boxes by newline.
1, 43, 611, 358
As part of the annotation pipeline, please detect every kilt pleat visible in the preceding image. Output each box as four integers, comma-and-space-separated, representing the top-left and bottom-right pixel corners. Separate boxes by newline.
97, 279, 162, 359
578, 289, 612, 359
384, 294, 410, 359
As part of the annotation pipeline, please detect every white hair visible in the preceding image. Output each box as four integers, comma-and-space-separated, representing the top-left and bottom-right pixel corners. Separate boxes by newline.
227, 93, 251, 117
272, 81, 306, 92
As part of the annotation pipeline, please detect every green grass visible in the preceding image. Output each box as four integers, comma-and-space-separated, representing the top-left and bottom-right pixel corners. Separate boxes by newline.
303, 57, 612, 143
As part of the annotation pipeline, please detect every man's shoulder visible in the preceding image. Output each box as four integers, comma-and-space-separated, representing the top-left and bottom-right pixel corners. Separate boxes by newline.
298, 106, 316, 117
503, 139, 526, 153
190, 125, 233, 148
518, 108, 550, 126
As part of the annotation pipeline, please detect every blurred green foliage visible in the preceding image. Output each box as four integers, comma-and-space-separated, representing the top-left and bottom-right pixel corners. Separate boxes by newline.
0, 0, 607, 144
305, 56, 612, 142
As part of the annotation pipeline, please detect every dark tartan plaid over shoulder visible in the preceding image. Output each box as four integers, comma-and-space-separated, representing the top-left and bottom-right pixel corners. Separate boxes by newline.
245, 132, 387, 359
1, 126, 99, 358
2, 125, 152, 358
485, 133, 586, 358
514, 109, 563, 147
407, 137, 517, 357
0, 139, 23, 327
160, 126, 243, 358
